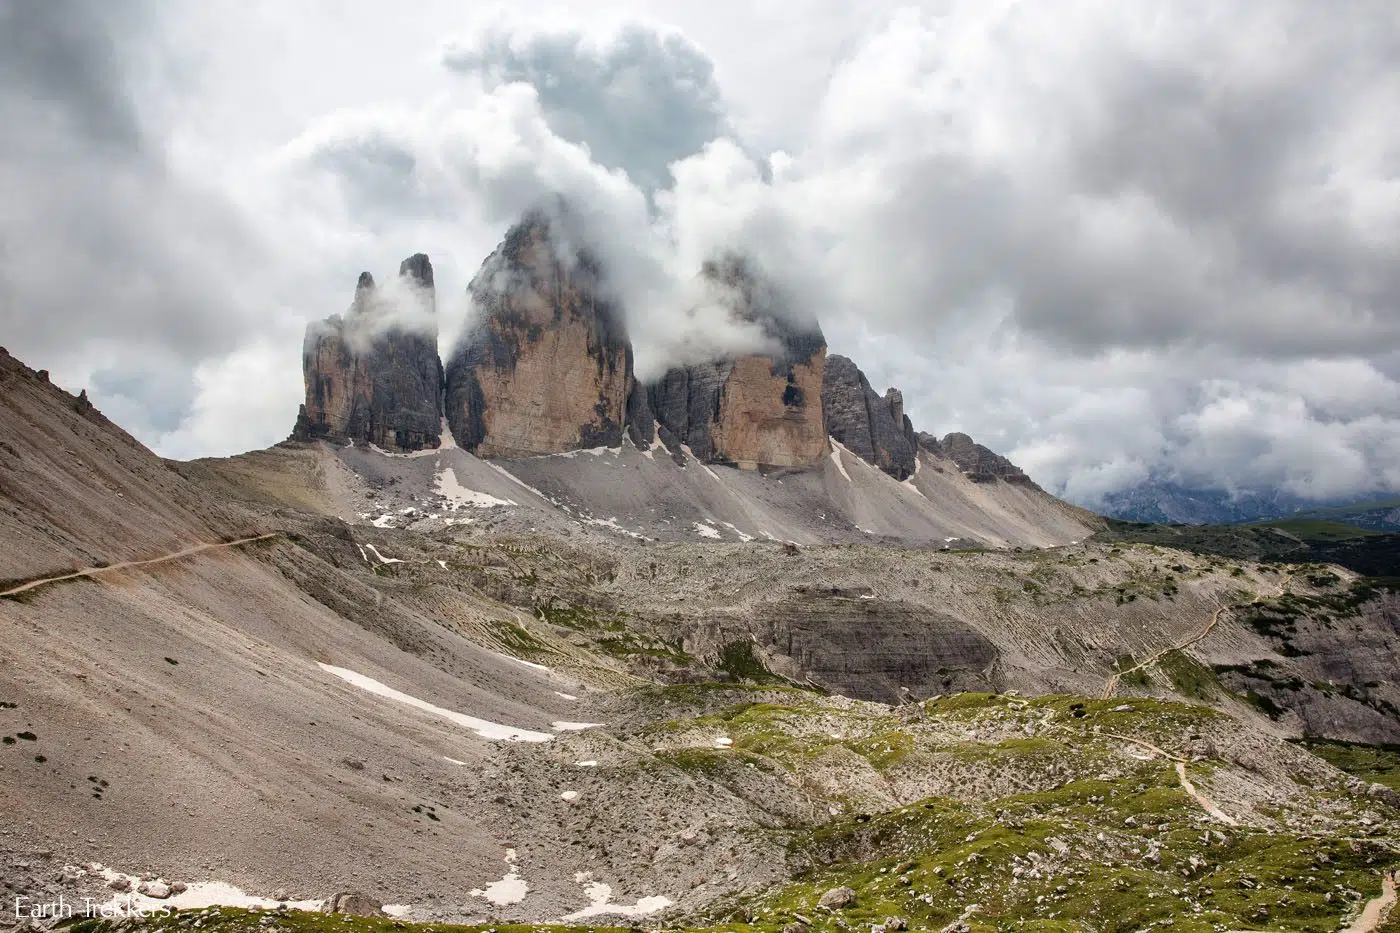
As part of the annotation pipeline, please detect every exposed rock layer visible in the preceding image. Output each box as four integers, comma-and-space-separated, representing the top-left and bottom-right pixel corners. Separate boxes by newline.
821, 354, 919, 479
295, 255, 442, 451
444, 213, 632, 458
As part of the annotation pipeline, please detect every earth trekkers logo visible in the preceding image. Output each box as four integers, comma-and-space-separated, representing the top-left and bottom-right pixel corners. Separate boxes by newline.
13, 895, 173, 921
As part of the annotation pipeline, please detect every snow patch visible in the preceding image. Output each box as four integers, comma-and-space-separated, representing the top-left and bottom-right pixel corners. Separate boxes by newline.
382, 905, 412, 918
575, 759, 598, 767
437, 416, 458, 450
318, 664, 554, 743
829, 440, 853, 482
94, 869, 322, 912
561, 880, 672, 922
552, 721, 602, 731
435, 466, 516, 509
356, 544, 370, 564
715, 736, 733, 748
679, 444, 721, 480
371, 514, 397, 529
436, 559, 448, 570
560, 790, 579, 801
583, 515, 649, 540
363, 544, 403, 564
693, 521, 722, 540
720, 522, 755, 543
471, 848, 528, 906
444, 756, 466, 765
554, 691, 579, 701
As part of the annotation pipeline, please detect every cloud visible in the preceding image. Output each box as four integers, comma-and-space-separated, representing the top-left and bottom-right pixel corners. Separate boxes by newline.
442, 22, 731, 193
0, 0, 280, 435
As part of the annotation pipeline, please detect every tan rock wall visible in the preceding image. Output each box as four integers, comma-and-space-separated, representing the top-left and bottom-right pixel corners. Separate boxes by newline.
709, 350, 828, 469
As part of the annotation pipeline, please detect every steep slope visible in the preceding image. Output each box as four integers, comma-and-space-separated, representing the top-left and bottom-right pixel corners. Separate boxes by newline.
0, 350, 660, 916
649, 256, 828, 470
443, 210, 632, 458
0, 348, 258, 582
294, 255, 443, 451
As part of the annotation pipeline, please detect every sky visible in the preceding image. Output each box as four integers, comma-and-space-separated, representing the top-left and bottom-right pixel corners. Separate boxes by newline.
3, 0, 1399, 507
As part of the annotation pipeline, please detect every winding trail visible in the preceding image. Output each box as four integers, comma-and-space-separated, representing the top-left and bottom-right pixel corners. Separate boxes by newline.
1344, 872, 1395, 933
1173, 761, 1239, 826
1062, 725, 1240, 825
1101, 573, 1293, 699
0, 533, 280, 598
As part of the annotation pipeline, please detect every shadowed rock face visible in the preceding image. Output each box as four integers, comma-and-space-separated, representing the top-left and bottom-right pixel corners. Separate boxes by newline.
821, 354, 919, 479
294, 255, 443, 451
444, 212, 633, 458
924, 432, 1036, 486
649, 257, 828, 469
749, 596, 998, 702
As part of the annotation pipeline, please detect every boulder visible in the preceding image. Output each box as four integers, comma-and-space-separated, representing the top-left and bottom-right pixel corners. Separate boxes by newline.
818, 885, 857, 909
137, 880, 171, 899
323, 891, 383, 916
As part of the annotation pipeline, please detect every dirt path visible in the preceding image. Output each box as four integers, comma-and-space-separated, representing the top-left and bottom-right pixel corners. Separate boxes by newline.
1102, 573, 1293, 699
1174, 761, 1240, 826
0, 533, 280, 598
1344, 873, 1396, 933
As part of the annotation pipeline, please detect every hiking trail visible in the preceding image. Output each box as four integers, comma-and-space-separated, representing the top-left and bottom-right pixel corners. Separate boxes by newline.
0, 533, 280, 598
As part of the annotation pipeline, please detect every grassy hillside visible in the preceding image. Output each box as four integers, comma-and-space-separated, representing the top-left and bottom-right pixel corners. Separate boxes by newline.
1094, 517, 1400, 581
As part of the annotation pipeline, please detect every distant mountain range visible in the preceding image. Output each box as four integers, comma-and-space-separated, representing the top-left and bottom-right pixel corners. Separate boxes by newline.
1095, 480, 1400, 530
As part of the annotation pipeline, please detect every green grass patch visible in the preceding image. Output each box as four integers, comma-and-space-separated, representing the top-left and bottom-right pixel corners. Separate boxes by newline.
1157, 649, 1221, 701
1294, 738, 1400, 791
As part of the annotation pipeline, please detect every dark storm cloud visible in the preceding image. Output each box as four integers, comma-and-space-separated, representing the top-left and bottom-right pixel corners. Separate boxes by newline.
0, 0, 266, 403
443, 23, 732, 192
813, 4, 1400, 362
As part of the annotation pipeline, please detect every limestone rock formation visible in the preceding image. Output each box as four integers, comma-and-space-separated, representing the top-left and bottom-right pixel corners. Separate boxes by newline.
821, 354, 918, 479
923, 431, 1035, 485
648, 257, 828, 469
294, 255, 442, 451
444, 211, 632, 458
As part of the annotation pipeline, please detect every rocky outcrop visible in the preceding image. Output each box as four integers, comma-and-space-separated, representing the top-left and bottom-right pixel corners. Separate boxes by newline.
444, 211, 633, 458
294, 255, 442, 451
921, 431, 1035, 486
821, 354, 918, 479
649, 257, 828, 470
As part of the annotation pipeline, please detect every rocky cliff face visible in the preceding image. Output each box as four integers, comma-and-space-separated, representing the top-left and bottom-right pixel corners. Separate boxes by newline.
649, 257, 828, 469
444, 212, 633, 458
294, 255, 442, 451
821, 354, 919, 479
924, 431, 1035, 485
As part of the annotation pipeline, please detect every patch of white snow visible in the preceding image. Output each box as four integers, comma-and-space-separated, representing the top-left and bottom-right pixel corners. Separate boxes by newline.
471, 849, 529, 906
693, 521, 722, 539
829, 440, 853, 482
317, 664, 554, 743
552, 721, 602, 731
363, 544, 403, 564
561, 881, 672, 922
435, 466, 515, 509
